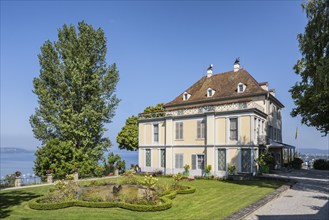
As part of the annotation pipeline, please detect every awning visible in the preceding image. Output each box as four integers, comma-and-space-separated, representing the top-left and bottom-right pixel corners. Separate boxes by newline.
267, 141, 296, 149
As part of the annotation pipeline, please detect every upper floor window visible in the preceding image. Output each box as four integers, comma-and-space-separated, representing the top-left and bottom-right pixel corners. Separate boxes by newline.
183, 92, 191, 101
175, 122, 183, 140
153, 124, 159, 142
237, 83, 246, 93
207, 88, 215, 97
197, 120, 205, 139
230, 118, 238, 141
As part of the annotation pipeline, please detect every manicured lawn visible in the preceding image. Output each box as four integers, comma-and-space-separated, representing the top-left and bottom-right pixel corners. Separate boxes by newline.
0, 177, 283, 219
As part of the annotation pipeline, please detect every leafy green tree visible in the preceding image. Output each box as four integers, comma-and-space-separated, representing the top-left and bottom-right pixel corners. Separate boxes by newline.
290, 0, 329, 135
103, 152, 126, 175
116, 116, 138, 151
30, 21, 120, 179
116, 103, 164, 151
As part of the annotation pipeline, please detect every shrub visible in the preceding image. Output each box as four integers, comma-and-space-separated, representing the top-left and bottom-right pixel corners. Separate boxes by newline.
205, 165, 212, 176
228, 165, 236, 175
0, 174, 16, 188
313, 159, 329, 170
41, 180, 79, 203
183, 164, 190, 176
292, 157, 303, 169
120, 169, 139, 185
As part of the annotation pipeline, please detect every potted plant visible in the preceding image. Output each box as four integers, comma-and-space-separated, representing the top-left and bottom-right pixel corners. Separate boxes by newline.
46, 169, 53, 183
15, 171, 22, 177
227, 165, 237, 180
228, 165, 236, 175
14, 171, 22, 187
183, 164, 190, 176
205, 165, 212, 177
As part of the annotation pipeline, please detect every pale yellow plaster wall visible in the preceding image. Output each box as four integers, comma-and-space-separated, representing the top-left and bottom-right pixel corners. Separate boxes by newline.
145, 124, 151, 145
240, 116, 251, 144
139, 124, 144, 146
173, 119, 205, 146
151, 149, 159, 168
215, 118, 226, 144
159, 122, 165, 145
228, 148, 239, 167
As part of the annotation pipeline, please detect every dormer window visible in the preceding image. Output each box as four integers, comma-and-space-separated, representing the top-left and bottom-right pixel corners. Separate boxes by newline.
183, 92, 191, 101
237, 83, 246, 93
207, 88, 215, 97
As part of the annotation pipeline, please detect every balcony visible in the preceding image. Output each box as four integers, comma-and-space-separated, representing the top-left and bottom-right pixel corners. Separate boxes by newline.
166, 102, 265, 117
138, 102, 265, 120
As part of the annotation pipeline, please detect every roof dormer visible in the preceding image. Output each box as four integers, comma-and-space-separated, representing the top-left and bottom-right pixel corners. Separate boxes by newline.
237, 83, 246, 93
207, 88, 215, 97
183, 92, 191, 101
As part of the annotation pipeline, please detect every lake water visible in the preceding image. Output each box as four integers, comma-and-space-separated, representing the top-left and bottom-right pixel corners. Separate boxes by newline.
0, 151, 138, 179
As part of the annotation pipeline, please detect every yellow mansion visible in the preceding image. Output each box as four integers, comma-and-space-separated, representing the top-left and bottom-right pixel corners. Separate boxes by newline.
138, 60, 295, 177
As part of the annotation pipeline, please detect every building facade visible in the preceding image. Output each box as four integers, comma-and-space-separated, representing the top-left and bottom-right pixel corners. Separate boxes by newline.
138, 60, 294, 177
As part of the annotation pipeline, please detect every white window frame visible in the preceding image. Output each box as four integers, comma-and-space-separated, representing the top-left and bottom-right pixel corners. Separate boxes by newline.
175, 153, 184, 169
191, 154, 205, 170
175, 121, 184, 140
197, 120, 205, 139
207, 88, 215, 97
217, 149, 226, 171
145, 149, 151, 167
183, 92, 191, 101
159, 149, 165, 168
229, 118, 238, 141
237, 82, 246, 93
153, 123, 159, 143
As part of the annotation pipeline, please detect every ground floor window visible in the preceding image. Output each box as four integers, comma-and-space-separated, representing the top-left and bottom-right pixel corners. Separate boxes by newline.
218, 149, 226, 171
241, 149, 251, 172
192, 154, 205, 170
175, 154, 183, 168
160, 149, 166, 168
146, 149, 151, 167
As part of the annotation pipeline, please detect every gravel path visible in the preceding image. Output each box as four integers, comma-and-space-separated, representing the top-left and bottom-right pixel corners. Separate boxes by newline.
245, 169, 329, 220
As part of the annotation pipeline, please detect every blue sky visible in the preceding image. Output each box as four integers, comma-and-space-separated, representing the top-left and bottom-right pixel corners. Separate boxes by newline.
1, 1, 328, 151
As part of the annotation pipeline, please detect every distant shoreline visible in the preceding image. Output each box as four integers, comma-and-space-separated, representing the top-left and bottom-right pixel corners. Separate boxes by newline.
0, 147, 33, 154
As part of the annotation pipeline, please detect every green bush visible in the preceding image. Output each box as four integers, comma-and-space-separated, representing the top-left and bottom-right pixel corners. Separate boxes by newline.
313, 159, 329, 170
0, 174, 16, 189
292, 157, 303, 169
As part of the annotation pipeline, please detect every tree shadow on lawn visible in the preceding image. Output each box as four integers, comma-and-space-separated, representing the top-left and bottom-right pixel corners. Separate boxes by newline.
0, 190, 40, 218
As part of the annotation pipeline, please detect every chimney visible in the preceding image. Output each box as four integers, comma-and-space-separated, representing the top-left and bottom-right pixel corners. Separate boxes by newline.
207, 64, 213, 78
233, 58, 240, 72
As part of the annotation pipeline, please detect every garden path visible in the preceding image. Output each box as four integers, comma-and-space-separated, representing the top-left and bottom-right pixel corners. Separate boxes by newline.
245, 169, 329, 220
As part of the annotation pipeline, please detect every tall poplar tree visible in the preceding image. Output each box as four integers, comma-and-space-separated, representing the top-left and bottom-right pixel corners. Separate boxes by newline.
290, 0, 329, 135
30, 21, 120, 178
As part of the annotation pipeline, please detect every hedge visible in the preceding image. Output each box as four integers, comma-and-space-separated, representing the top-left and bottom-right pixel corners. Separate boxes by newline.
29, 185, 196, 212
313, 159, 329, 170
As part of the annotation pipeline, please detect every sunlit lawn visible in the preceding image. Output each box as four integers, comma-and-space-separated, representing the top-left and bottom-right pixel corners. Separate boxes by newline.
0, 177, 283, 220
